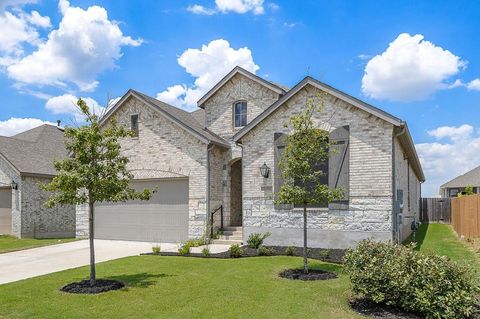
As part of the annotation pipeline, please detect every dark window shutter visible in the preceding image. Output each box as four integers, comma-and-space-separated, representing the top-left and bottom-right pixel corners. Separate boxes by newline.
329, 125, 350, 210
274, 132, 290, 209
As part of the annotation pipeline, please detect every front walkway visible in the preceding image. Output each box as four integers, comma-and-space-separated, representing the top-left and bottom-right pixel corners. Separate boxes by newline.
0, 239, 230, 284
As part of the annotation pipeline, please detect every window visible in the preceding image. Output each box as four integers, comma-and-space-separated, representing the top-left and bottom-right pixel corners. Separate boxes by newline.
131, 114, 139, 137
233, 101, 247, 127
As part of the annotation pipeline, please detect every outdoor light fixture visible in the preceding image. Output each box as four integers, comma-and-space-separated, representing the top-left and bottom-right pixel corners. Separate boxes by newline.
260, 162, 270, 178
10, 181, 17, 190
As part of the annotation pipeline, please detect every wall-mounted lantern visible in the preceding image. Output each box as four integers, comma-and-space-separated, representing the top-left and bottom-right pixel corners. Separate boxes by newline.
10, 181, 18, 190
260, 162, 270, 178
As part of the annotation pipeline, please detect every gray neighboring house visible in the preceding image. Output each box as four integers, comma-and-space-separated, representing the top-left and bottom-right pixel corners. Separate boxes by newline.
0, 124, 75, 238
440, 166, 480, 197
76, 66, 425, 248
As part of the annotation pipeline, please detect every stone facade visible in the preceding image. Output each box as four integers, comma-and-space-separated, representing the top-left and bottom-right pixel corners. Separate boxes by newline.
239, 85, 396, 248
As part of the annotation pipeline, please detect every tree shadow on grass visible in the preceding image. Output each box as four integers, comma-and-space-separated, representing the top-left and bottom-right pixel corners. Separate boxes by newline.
306, 261, 343, 274
403, 223, 429, 251
106, 272, 175, 289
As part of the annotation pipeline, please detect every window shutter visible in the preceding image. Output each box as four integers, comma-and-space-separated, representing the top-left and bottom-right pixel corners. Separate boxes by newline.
274, 132, 289, 209
329, 125, 350, 210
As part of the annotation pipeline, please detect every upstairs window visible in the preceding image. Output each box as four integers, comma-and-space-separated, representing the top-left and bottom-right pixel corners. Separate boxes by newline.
233, 101, 247, 128
131, 114, 139, 137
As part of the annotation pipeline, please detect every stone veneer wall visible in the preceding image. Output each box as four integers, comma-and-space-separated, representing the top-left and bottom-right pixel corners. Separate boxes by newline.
0, 158, 20, 236
204, 73, 281, 139
20, 176, 75, 238
394, 137, 421, 242
76, 96, 210, 239
240, 84, 395, 248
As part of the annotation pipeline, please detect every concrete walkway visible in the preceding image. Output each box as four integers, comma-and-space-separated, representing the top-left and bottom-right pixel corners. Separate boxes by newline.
0, 240, 230, 285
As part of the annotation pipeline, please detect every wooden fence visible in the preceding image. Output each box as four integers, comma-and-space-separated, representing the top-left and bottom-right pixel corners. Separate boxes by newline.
419, 197, 451, 223
452, 195, 480, 238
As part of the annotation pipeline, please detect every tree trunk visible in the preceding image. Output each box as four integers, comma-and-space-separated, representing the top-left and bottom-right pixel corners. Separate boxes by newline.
88, 199, 96, 286
303, 204, 308, 274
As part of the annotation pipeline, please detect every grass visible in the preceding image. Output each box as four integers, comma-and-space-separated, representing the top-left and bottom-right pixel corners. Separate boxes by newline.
0, 256, 360, 319
0, 235, 77, 254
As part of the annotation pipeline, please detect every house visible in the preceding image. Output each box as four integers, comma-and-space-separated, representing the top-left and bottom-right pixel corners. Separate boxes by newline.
440, 166, 480, 197
76, 66, 425, 248
0, 125, 76, 238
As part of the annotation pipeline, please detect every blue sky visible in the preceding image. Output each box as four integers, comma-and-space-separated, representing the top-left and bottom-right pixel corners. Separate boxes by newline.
0, 0, 479, 196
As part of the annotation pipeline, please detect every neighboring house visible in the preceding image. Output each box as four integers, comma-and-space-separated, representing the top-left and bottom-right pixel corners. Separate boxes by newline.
439, 166, 480, 197
0, 125, 76, 238
76, 66, 425, 248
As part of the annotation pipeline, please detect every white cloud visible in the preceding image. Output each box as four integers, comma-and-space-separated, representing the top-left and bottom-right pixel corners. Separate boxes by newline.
45, 93, 102, 119
0, 117, 54, 136
5, 0, 142, 92
357, 54, 371, 61
156, 39, 259, 111
21, 10, 51, 28
467, 78, 480, 91
188, 0, 265, 15
416, 124, 480, 196
362, 33, 466, 101
283, 22, 297, 28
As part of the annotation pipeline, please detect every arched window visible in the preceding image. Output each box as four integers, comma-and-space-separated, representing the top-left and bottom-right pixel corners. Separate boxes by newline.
233, 101, 247, 127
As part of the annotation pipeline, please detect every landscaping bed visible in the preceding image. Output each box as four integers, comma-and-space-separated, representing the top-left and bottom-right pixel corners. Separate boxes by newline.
279, 268, 337, 281
144, 245, 346, 264
349, 299, 422, 319
60, 279, 124, 294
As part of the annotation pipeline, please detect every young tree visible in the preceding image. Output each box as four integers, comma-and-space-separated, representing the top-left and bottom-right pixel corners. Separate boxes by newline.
42, 99, 153, 286
275, 95, 344, 274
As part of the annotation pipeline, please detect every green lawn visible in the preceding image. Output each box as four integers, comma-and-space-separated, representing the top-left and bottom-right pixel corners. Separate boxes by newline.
0, 256, 360, 319
404, 223, 478, 269
0, 235, 77, 254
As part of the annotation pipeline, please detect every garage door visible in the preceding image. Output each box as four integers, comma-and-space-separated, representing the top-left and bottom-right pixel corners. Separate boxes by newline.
0, 188, 12, 235
95, 179, 189, 242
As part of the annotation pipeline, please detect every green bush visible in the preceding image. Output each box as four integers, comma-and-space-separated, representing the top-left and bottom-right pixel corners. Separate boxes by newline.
229, 244, 243, 258
151, 245, 161, 254
202, 247, 210, 257
285, 246, 294, 256
258, 245, 273, 256
344, 240, 478, 319
247, 232, 271, 249
178, 244, 191, 255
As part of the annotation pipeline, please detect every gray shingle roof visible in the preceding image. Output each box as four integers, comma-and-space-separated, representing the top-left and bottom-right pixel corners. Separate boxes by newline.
0, 125, 66, 176
440, 166, 480, 188
190, 109, 205, 125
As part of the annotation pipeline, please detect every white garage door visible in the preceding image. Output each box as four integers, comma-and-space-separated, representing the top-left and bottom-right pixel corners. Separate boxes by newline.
0, 188, 12, 235
95, 179, 189, 243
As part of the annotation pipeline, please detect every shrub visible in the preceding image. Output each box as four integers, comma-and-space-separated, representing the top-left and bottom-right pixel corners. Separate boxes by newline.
178, 244, 191, 255
285, 246, 294, 256
344, 240, 478, 319
202, 246, 210, 257
318, 249, 329, 260
258, 245, 273, 256
229, 244, 243, 258
151, 245, 161, 254
247, 232, 271, 249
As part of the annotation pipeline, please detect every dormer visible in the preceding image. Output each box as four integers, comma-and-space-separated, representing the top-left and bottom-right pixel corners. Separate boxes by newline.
197, 66, 286, 139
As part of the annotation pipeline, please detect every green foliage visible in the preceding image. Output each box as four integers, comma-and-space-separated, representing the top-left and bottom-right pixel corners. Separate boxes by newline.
41, 98, 154, 207
463, 185, 475, 196
274, 94, 344, 207
151, 245, 161, 254
258, 246, 273, 256
202, 247, 210, 257
284, 246, 294, 256
178, 244, 191, 256
247, 232, 271, 249
318, 249, 329, 260
184, 238, 205, 248
229, 244, 243, 258
344, 240, 479, 319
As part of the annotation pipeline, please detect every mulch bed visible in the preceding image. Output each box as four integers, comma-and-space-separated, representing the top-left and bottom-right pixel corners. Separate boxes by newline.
144, 246, 346, 264
60, 279, 125, 294
349, 299, 423, 319
279, 268, 337, 281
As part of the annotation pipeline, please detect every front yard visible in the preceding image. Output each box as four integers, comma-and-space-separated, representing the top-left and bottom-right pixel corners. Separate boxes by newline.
0, 235, 77, 254
0, 224, 477, 319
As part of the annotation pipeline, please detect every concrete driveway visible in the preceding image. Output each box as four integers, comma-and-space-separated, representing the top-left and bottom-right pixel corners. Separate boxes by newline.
0, 239, 231, 285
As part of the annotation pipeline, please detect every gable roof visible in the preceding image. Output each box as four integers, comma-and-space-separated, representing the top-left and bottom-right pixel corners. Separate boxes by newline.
100, 89, 229, 148
233, 76, 425, 182
197, 66, 287, 108
0, 125, 66, 176
440, 166, 480, 189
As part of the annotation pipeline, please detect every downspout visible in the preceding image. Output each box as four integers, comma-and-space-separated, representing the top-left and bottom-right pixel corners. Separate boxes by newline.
206, 143, 213, 240
235, 141, 244, 232
392, 124, 407, 243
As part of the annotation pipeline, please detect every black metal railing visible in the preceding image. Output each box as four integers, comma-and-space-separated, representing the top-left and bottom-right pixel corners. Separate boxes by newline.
210, 204, 223, 238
